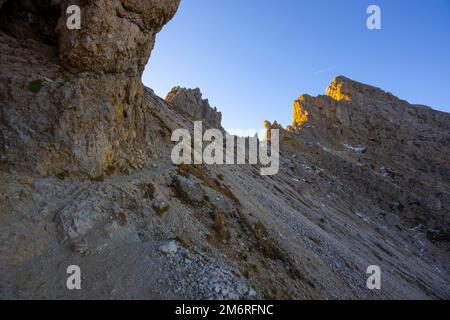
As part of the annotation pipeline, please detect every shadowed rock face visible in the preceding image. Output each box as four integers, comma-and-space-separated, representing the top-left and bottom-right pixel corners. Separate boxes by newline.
0, 0, 180, 177
0, 0, 61, 45
165, 87, 223, 129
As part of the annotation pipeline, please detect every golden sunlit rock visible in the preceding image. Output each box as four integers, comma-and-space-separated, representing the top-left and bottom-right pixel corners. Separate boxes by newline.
263, 120, 282, 141
326, 76, 351, 102
292, 97, 310, 128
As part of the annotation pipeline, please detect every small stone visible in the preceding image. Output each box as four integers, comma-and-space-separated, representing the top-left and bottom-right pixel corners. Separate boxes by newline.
72, 240, 89, 256
228, 292, 239, 300
247, 288, 256, 297
237, 284, 247, 294
158, 241, 178, 254
18, 178, 32, 185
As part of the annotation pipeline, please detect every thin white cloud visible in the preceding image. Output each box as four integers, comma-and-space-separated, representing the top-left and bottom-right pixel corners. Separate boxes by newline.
312, 67, 334, 75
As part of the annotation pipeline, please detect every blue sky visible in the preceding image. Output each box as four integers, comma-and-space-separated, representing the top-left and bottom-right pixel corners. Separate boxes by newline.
142, 0, 450, 132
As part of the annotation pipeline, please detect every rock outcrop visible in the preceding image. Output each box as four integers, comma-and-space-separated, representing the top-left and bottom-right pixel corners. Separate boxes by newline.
58, 0, 180, 75
268, 76, 450, 242
0, 0, 180, 177
165, 87, 223, 129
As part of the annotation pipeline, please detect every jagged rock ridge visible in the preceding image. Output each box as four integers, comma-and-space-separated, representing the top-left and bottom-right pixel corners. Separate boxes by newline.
165, 87, 223, 129
266, 76, 450, 243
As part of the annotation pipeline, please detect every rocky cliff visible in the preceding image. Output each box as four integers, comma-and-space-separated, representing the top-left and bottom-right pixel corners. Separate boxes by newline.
0, 1, 449, 300
0, 0, 180, 177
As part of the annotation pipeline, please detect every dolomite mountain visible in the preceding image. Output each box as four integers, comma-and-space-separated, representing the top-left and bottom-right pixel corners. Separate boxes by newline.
0, 1, 449, 299
165, 87, 223, 129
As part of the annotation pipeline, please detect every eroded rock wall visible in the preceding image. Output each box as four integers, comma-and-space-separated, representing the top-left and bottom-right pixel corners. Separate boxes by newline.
0, 0, 180, 177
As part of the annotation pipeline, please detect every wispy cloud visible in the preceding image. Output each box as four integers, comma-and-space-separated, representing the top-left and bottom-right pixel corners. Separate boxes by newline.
312, 67, 334, 76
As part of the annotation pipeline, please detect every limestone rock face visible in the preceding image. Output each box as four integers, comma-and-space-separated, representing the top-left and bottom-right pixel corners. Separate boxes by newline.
58, 0, 180, 75
292, 97, 310, 129
275, 76, 450, 242
165, 87, 222, 129
0, 0, 180, 177
326, 75, 389, 103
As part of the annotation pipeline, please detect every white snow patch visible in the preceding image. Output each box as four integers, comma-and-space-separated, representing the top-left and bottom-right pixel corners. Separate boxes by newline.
343, 143, 367, 153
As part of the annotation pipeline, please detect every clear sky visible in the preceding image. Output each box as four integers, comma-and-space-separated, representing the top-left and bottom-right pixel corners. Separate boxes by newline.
142, 0, 450, 132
